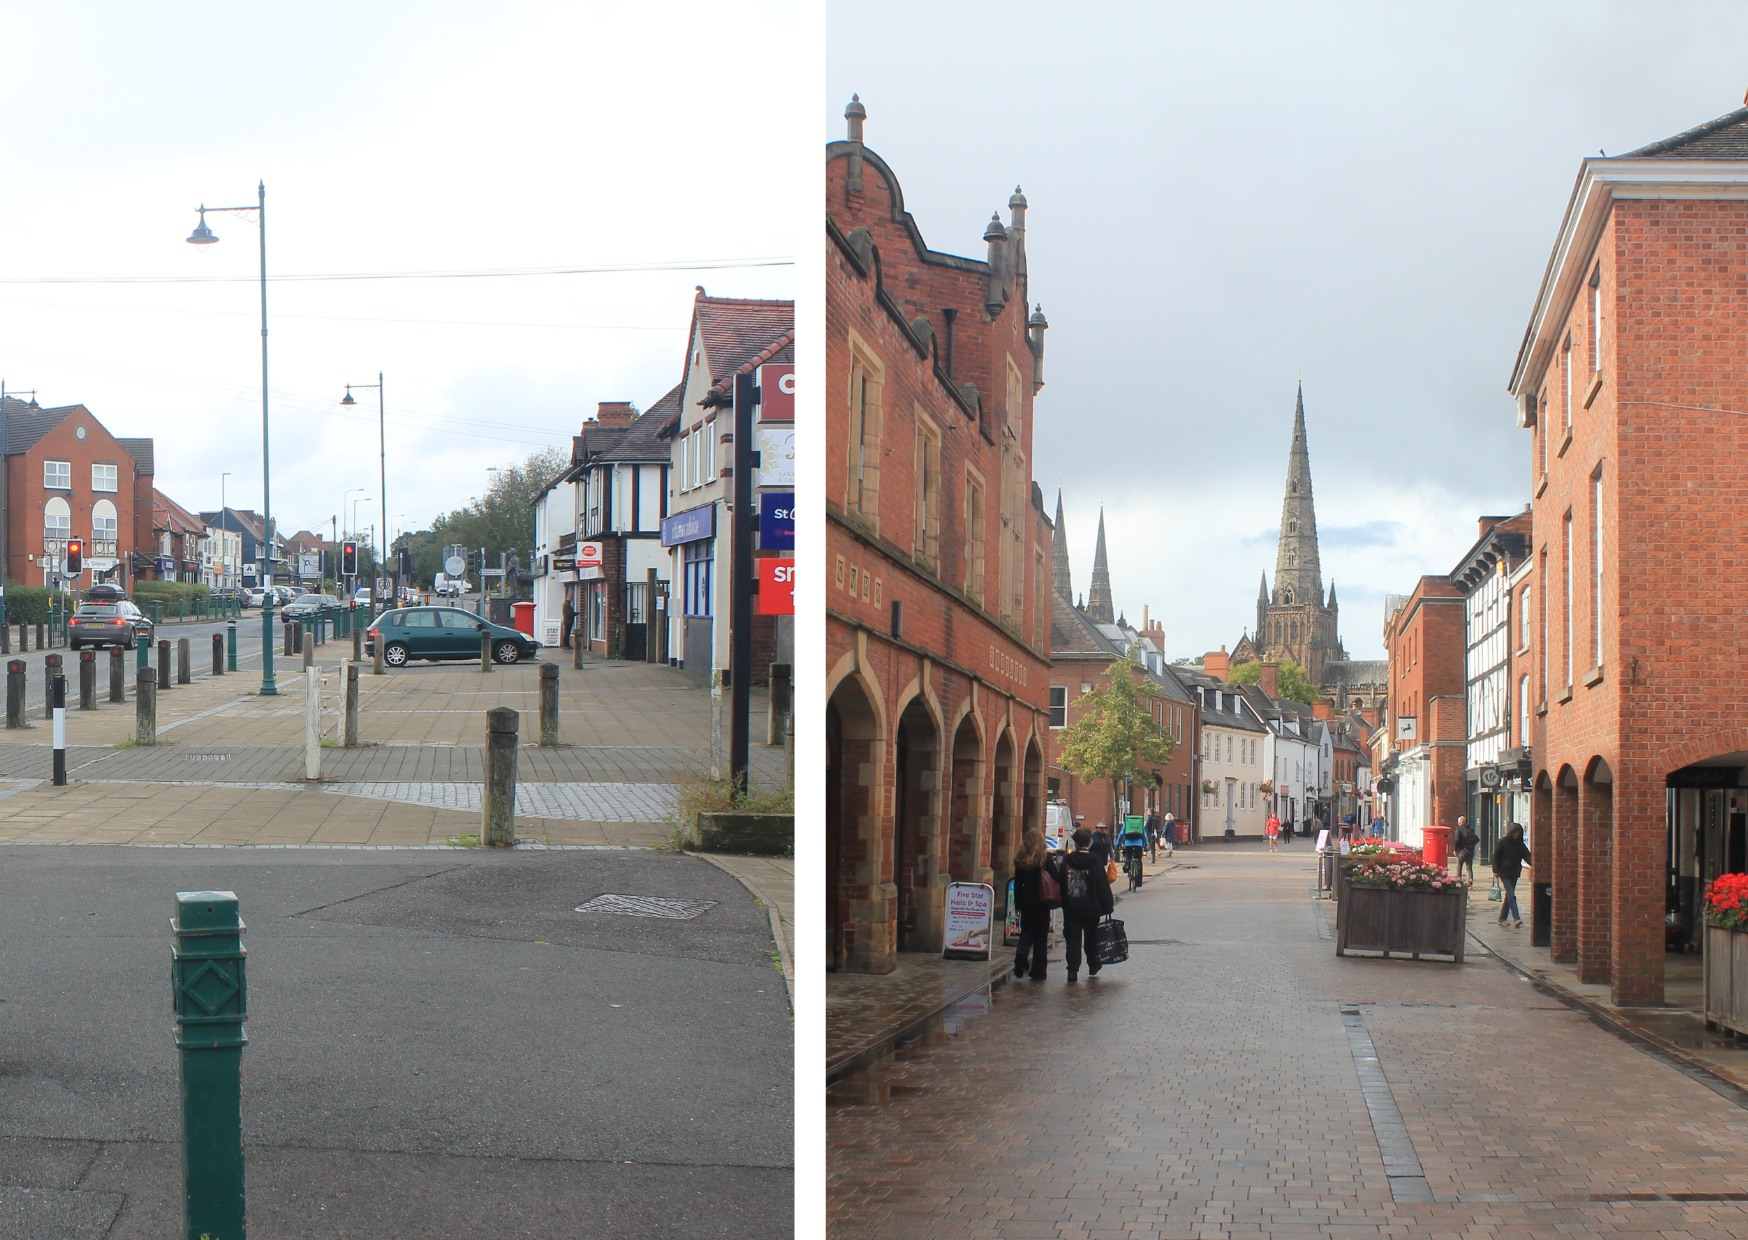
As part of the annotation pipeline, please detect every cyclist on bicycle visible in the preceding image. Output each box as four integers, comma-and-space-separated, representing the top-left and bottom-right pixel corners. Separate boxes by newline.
1118, 817, 1148, 887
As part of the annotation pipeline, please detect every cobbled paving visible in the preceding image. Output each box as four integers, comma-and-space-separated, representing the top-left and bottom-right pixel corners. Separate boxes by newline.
334, 780, 679, 821
827, 843, 1748, 1238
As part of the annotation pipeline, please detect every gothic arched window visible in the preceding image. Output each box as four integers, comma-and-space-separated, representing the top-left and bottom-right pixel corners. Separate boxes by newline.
1291, 621, 1299, 641
1288, 520, 1297, 533
1286, 551, 1297, 567
1273, 622, 1282, 642
1290, 479, 1298, 493
1283, 588, 1293, 604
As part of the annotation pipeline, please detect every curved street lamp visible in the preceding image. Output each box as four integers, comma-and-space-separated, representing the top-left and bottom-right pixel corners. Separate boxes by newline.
187, 183, 277, 695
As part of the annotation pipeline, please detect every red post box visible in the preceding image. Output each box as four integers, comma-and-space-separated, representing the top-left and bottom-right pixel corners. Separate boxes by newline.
511, 601, 536, 637
1421, 824, 1453, 869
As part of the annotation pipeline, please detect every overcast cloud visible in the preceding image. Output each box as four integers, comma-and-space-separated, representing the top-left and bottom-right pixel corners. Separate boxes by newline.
826, 0, 1748, 661
0, 1, 794, 549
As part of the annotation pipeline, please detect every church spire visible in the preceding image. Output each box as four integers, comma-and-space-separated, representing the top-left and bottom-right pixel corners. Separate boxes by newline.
1086, 506, 1115, 624
1275, 381, 1322, 605
1051, 488, 1073, 599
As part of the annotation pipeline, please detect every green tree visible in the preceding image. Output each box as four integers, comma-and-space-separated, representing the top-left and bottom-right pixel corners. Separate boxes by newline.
1056, 649, 1179, 821
397, 447, 568, 588
1229, 657, 1318, 705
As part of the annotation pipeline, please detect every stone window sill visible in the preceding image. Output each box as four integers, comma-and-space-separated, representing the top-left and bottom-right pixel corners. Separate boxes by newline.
1583, 664, 1605, 688
1536, 699, 1549, 717
1584, 373, 1604, 409
1556, 427, 1574, 458
1535, 472, 1548, 498
1556, 684, 1574, 705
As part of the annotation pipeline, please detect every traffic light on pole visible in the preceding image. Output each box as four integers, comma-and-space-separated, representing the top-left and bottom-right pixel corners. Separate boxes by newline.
64, 539, 83, 576
341, 541, 358, 577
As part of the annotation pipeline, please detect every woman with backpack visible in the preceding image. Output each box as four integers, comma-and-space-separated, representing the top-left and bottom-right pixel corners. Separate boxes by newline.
1060, 826, 1115, 981
1010, 828, 1061, 980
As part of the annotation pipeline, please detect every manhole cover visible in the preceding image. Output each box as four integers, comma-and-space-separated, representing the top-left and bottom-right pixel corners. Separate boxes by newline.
574, 894, 718, 920
186, 754, 229, 762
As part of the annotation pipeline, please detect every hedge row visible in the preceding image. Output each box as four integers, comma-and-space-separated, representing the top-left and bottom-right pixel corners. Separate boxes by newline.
130, 581, 212, 605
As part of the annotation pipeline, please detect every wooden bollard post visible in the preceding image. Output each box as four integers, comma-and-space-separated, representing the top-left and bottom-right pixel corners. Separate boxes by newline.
352, 625, 362, 663
109, 647, 125, 703
344, 661, 359, 748
767, 662, 792, 747
482, 706, 518, 846
78, 649, 96, 710
177, 637, 191, 685
539, 662, 559, 747
479, 629, 493, 674
135, 668, 156, 745
283, 623, 293, 657
212, 633, 225, 676
33, 622, 43, 650
302, 629, 314, 668
5, 658, 23, 729
157, 639, 171, 691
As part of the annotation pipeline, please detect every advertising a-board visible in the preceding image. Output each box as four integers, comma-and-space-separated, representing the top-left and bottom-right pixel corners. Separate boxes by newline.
941, 882, 994, 959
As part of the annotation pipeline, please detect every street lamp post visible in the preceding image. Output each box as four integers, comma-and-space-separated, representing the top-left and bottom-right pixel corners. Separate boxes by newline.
340, 374, 385, 617
352, 499, 372, 595
187, 183, 277, 696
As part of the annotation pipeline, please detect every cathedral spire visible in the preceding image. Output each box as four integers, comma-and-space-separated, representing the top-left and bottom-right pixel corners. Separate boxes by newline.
1086, 506, 1115, 624
1275, 382, 1322, 605
1051, 488, 1073, 599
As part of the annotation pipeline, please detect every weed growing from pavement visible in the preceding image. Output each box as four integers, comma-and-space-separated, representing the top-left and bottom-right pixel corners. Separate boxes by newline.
115, 736, 173, 748
445, 833, 481, 847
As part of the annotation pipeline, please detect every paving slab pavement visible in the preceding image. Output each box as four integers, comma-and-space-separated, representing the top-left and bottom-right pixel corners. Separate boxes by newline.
0, 846, 790, 1238
829, 837, 1748, 1237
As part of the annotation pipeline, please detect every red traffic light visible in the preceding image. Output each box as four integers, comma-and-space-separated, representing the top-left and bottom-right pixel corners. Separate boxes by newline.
64, 539, 83, 574
341, 541, 358, 576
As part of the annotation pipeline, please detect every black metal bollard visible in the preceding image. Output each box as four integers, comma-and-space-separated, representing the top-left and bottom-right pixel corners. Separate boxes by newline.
177, 638, 191, 685
33, 622, 43, 650
283, 623, 293, 657
43, 653, 60, 721
109, 646, 125, 703
51, 676, 65, 786
157, 639, 171, 691
212, 632, 224, 676
5, 658, 23, 729
767, 662, 792, 747
483, 706, 518, 846
292, 623, 303, 656
135, 668, 156, 745
539, 662, 559, 747
78, 649, 95, 710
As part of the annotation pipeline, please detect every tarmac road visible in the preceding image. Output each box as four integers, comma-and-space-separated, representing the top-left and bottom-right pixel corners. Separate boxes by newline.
0, 845, 791, 1239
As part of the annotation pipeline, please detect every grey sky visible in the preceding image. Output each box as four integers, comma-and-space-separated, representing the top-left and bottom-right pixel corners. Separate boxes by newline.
0, 1, 793, 549
827, 0, 1748, 661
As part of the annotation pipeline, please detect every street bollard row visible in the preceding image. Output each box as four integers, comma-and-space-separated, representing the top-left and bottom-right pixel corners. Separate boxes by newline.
484, 706, 518, 846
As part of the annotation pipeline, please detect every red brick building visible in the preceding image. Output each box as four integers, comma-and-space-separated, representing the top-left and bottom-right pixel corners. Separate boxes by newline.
1380, 575, 1465, 844
0, 397, 148, 588
1506, 104, 1748, 1004
826, 98, 1054, 973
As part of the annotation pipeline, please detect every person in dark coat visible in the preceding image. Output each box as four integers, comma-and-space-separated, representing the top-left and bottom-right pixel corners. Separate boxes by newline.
1089, 823, 1113, 865
1060, 826, 1115, 982
1451, 816, 1479, 885
1009, 828, 1059, 981
1492, 823, 1531, 928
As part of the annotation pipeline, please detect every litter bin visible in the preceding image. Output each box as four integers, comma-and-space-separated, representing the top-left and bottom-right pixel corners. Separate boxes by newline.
1532, 881, 1552, 947
511, 600, 536, 638
1421, 823, 1454, 869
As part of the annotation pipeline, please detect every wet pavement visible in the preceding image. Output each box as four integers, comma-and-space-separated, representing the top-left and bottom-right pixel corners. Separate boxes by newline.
826, 848, 1196, 1080
827, 838, 1748, 1238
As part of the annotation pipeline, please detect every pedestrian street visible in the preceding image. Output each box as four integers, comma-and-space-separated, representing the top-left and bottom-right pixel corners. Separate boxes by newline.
828, 839, 1748, 1238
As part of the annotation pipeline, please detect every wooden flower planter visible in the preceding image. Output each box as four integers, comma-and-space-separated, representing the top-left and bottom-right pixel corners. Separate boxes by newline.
1703, 924, 1748, 1036
1336, 882, 1467, 962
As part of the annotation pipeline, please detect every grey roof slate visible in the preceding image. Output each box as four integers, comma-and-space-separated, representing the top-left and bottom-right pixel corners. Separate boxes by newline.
1, 400, 74, 455
1322, 659, 1387, 688
1627, 107, 1748, 159
117, 437, 153, 475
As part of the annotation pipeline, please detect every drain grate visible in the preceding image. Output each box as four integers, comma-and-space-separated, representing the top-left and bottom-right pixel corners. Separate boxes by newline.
574, 894, 718, 920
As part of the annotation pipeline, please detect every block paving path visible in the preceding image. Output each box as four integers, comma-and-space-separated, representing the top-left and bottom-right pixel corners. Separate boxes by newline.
828, 839, 1748, 1238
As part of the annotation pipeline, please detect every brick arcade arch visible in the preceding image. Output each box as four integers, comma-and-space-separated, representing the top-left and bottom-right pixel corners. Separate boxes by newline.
828, 671, 888, 974
1578, 756, 1614, 985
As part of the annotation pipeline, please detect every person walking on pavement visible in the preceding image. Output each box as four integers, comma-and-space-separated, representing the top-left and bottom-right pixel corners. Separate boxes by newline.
1265, 813, 1281, 854
1492, 822, 1531, 928
1162, 812, 1177, 855
1090, 822, 1114, 865
1060, 826, 1114, 982
1009, 828, 1060, 981
1451, 816, 1479, 885
1144, 810, 1162, 863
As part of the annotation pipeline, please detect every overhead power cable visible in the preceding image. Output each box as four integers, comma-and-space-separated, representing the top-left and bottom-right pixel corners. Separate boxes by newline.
0, 256, 793, 286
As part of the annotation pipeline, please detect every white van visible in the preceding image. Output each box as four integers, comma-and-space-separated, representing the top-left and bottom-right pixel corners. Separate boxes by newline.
1045, 802, 1073, 852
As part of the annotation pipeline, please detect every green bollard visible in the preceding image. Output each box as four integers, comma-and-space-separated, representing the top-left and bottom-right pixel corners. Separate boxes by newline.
137, 628, 150, 671
152, 600, 162, 626
226, 619, 237, 672
172, 890, 247, 1240
178, 599, 185, 622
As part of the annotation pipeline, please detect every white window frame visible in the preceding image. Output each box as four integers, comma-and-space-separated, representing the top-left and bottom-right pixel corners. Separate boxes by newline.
43, 460, 70, 490
91, 463, 118, 493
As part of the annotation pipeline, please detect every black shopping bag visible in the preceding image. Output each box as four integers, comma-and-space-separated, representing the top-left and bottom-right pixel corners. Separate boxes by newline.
1090, 916, 1128, 966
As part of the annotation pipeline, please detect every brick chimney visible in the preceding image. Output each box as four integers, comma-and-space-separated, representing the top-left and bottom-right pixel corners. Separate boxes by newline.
590, 401, 636, 427
1203, 645, 1229, 682
1258, 661, 1280, 699
1312, 699, 1333, 720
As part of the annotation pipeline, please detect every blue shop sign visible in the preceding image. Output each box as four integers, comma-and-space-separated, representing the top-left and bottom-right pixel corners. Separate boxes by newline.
759, 492, 795, 550
661, 503, 715, 547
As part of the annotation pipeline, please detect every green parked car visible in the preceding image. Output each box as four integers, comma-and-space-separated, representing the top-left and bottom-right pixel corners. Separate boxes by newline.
365, 607, 540, 666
